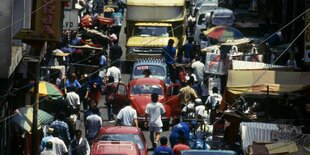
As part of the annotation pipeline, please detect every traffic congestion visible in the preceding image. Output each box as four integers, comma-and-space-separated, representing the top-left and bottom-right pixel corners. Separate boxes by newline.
4, 0, 310, 155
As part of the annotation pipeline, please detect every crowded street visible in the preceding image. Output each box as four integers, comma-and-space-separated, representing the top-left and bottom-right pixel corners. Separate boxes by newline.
1, 0, 310, 155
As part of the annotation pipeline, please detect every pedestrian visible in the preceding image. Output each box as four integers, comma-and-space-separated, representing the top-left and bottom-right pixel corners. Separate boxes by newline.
152, 136, 174, 155
193, 76, 209, 104
48, 130, 68, 155
79, 74, 90, 110
109, 39, 123, 67
178, 67, 187, 87
179, 76, 198, 107
169, 122, 190, 148
40, 128, 54, 152
205, 87, 222, 124
115, 100, 138, 127
172, 136, 190, 155
145, 93, 166, 149
191, 56, 205, 83
106, 65, 121, 83
64, 73, 82, 94
102, 76, 117, 121
40, 141, 57, 155
65, 88, 81, 140
50, 113, 71, 146
111, 7, 123, 40
162, 39, 176, 79
88, 72, 104, 106
84, 99, 102, 121
85, 108, 102, 142
143, 69, 152, 78
182, 37, 195, 63
69, 129, 90, 155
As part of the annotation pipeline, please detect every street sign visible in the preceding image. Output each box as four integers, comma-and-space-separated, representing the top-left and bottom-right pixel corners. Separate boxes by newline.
63, 10, 79, 31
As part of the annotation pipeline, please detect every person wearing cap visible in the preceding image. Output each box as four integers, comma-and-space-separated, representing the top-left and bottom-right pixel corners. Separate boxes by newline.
40, 128, 54, 152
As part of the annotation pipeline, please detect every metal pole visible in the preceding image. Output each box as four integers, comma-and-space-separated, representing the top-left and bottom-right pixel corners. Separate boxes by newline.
32, 61, 40, 155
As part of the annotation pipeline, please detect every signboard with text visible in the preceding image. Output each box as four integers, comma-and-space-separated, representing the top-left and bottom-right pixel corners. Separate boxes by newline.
14, 0, 63, 42
63, 10, 79, 31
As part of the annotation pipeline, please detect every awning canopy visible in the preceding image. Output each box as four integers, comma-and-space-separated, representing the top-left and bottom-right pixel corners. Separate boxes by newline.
227, 70, 310, 95
11, 106, 54, 133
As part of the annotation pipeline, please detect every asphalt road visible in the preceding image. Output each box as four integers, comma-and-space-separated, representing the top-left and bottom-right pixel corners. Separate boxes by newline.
76, 19, 172, 155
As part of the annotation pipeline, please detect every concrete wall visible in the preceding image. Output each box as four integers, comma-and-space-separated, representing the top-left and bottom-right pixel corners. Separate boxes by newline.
0, 0, 12, 79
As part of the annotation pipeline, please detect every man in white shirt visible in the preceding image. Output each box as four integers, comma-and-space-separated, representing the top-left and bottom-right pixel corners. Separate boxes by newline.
191, 57, 205, 83
115, 100, 138, 127
48, 131, 68, 155
145, 93, 166, 149
85, 109, 102, 141
106, 66, 121, 83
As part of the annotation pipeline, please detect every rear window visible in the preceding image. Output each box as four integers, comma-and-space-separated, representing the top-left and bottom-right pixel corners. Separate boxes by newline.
133, 65, 165, 77
131, 84, 163, 95
99, 134, 144, 150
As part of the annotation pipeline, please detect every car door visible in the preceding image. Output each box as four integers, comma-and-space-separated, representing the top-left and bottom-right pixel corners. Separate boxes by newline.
165, 83, 182, 118
112, 82, 128, 114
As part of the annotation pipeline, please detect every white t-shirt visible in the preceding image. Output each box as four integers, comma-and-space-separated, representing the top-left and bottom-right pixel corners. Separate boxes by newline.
191, 60, 205, 82
205, 93, 222, 109
48, 137, 68, 155
106, 66, 121, 83
145, 102, 166, 127
117, 106, 137, 126
195, 105, 206, 117
66, 92, 80, 109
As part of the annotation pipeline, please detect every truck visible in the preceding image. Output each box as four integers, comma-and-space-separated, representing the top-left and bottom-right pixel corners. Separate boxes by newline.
125, 0, 187, 61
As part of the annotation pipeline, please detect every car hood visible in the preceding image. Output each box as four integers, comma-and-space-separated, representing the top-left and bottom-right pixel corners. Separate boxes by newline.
130, 96, 165, 116
130, 95, 151, 116
127, 37, 179, 47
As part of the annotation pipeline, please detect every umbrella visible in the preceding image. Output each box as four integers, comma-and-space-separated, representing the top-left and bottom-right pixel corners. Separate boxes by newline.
30, 81, 63, 100
203, 26, 244, 42
11, 105, 54, 132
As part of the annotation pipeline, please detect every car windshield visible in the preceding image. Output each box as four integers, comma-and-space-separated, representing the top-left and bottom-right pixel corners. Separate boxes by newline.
133, 65, 165, 77
133, 26, 172, 37
131, 84, 163, 95
99, 134, 144, 150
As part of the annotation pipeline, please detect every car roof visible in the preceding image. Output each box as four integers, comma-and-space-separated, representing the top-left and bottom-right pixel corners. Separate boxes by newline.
130, 78, 165, 85
98, 126, 141, 134
134, 58, 166, 67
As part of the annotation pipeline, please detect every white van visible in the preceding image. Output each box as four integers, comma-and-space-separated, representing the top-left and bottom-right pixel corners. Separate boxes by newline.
210, 8, 235, 27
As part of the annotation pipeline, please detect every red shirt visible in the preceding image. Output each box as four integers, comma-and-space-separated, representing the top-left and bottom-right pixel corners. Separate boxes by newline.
173, 143, 190, 155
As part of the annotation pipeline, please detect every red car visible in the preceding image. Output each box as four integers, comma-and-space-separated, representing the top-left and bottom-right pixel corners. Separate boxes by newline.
112, 78, 182, 130
91, 141, 140, 155
92, 126, 147, 155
